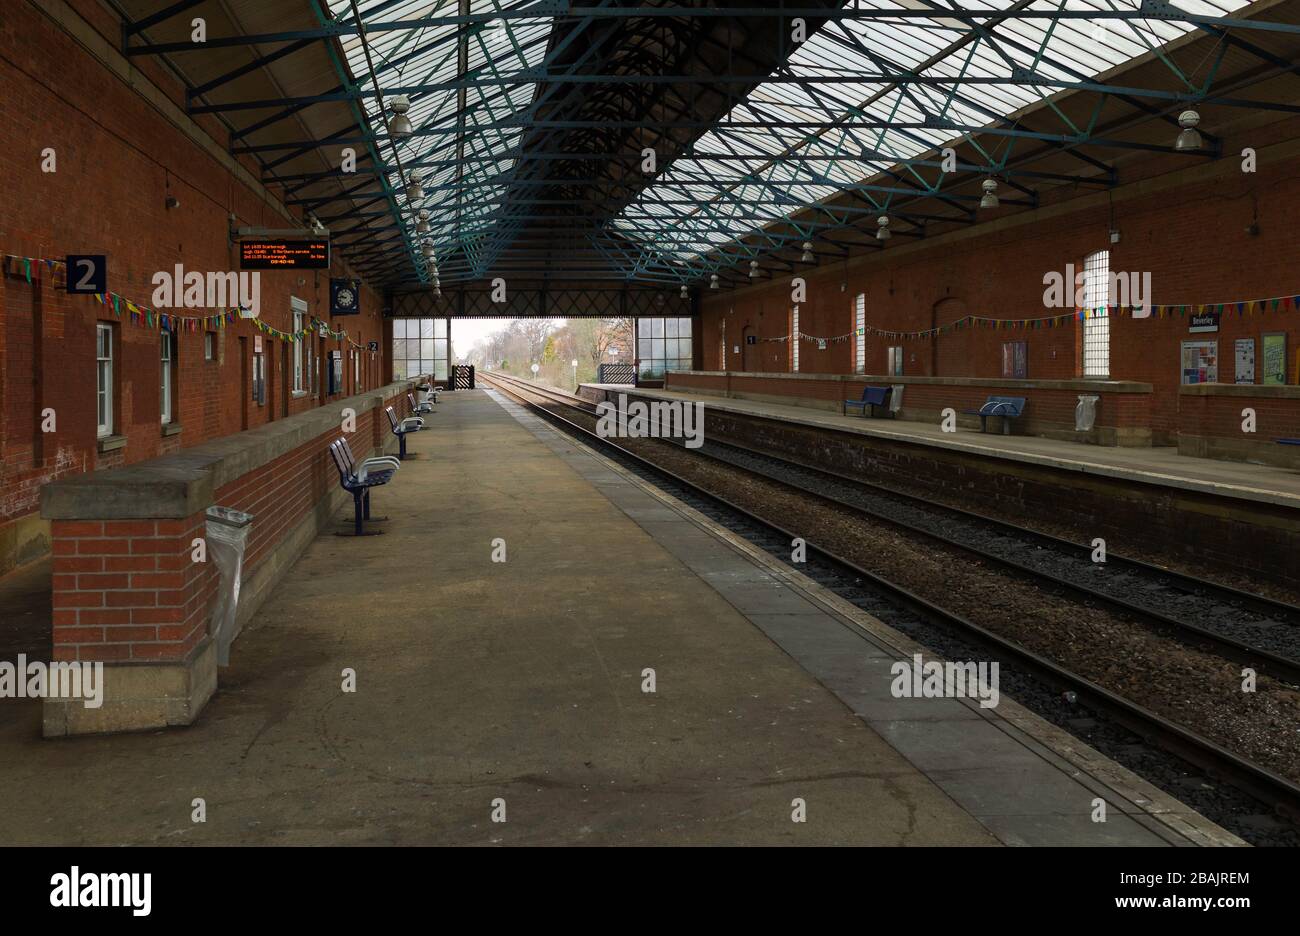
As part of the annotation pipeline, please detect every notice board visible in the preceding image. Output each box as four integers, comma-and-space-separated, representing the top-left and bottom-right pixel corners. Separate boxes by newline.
1234, 338, 1255, 384
1181, 339, 1218, 384
1262, 332, 1287, 385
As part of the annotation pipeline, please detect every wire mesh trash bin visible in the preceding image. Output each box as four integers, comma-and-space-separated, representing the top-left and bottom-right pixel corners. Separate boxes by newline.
1075, 394, 1100, 432
205, 505, 254, 667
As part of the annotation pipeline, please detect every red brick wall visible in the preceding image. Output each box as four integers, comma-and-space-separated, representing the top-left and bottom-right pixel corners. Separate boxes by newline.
0, 2, 393, 573
698, 123, 1300, 445
667, 372, 1151, 436
1179, 391, 1300, 445
46, 385, 409, 664
50, 515, 209, 663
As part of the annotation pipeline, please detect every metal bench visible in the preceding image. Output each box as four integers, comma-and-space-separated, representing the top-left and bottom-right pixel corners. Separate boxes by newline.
408, 391, 435, 416
1277, 438, 1300, 446
385, 405, 424, 459
416, 381, 442, 408
843, 385, 893, 418
329, 438, 398, 536
962, 395, 1026, 434
337, 436, 401, 482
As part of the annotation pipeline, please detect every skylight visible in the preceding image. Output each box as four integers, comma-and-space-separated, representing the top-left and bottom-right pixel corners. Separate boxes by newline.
610, 0, 1251, 276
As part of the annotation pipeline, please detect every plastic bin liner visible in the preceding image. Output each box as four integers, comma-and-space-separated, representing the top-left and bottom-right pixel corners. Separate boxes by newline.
205, 506, 253, 667
1075, 394, 1100, 432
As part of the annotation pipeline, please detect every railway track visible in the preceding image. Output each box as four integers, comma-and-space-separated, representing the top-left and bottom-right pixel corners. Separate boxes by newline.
480, 371, 1300, 830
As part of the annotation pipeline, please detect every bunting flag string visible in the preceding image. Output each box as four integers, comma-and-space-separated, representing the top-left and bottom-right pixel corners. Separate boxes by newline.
3, 252, 368, 347
762, 295, 1300, 343
7, 249, 1300, 348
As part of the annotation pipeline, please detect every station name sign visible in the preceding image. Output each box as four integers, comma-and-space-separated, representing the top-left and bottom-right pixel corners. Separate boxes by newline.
239, 238, 330, 270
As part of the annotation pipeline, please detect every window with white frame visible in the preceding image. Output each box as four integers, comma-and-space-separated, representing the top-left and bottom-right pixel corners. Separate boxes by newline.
719, 318, 726, 370
854, 293, 866, 374
160, 331, 174, 424
204, 331, 217, 361
291, 298, 306, 392
791, 306, 800, 371
96, 323, 113, 438
1082, 249, 1110, 377
635, 317, 692, 380
392, 318, 448, 381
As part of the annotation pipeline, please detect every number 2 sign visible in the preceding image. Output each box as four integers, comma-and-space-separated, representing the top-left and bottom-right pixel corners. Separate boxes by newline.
65, 255, 106, 294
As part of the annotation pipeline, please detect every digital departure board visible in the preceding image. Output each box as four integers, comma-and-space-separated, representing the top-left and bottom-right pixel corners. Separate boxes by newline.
239, 238, 331, 270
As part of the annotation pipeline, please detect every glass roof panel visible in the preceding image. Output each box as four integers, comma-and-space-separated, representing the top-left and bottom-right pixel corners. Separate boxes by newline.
336, 0, 555, 279
611, 0, 1250, 270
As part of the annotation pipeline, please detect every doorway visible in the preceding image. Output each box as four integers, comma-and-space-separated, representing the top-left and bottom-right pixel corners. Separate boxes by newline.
741, 326, 757, 372
239, 337, 249, 431
281, 342, 290, 418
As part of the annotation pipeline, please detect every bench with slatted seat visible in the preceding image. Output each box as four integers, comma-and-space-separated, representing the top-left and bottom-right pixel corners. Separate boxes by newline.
843, 385, 893, 418
962, 395, 1026, 434
386, 405, 424, 459
329, 438, 399, 536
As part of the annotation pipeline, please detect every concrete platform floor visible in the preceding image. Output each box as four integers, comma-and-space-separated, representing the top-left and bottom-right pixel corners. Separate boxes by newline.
0, 390, 996, 845
583, 384, 1300, 510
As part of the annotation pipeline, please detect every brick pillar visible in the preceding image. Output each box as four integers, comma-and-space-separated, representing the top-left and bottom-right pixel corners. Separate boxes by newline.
44, 513, 216, 736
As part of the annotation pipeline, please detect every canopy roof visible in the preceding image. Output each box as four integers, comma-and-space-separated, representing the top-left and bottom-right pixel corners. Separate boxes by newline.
119, 0, 1300, 289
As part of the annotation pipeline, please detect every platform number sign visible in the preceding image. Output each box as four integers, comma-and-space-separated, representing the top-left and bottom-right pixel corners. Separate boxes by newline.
65, 255, 106, 294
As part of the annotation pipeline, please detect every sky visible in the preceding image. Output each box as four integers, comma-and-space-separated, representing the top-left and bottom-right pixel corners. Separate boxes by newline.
448, 317, 567, 360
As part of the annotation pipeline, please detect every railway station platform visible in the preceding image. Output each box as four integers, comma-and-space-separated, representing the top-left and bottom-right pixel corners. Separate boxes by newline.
580, 383, 1300, 593
0, 389, 1237, 845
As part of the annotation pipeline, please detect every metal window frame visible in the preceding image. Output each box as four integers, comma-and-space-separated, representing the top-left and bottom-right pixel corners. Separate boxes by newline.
97, 322, 114, 438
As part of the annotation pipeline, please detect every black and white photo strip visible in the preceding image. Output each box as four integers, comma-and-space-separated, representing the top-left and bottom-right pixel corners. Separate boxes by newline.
0, 0, 1294, 918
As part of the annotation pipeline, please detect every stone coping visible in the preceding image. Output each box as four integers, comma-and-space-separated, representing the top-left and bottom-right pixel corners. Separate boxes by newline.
669, 370, 1153, 393
1179, 383, 1300, 399
41, 380, 418, 521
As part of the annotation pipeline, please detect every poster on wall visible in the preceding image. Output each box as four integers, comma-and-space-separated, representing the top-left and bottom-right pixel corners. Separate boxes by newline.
1234, 338, 1256, 384
1262, 332, 1287, 385
1180, 339, 1218, 384
1001, 341, 1028, 379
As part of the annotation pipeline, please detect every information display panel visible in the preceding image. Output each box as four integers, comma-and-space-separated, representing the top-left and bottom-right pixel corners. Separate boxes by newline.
239, 239, 330, 270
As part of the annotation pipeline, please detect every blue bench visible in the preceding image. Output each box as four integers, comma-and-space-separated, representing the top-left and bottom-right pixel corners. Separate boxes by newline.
962, 395, 1026, 434
1277, 438, 1300, 446
843, 385, 893, 418
329, 438, 400, 536
385, 405, 424, 459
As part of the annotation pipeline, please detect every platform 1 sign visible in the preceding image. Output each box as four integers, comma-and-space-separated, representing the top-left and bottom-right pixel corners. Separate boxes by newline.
239, 238, 330, 270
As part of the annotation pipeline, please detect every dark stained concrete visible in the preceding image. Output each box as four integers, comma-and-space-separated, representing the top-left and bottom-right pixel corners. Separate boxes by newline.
0, 391, 996, 845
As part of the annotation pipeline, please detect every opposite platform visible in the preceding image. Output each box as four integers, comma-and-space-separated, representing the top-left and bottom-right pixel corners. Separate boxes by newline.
581, 383, 1300, 510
